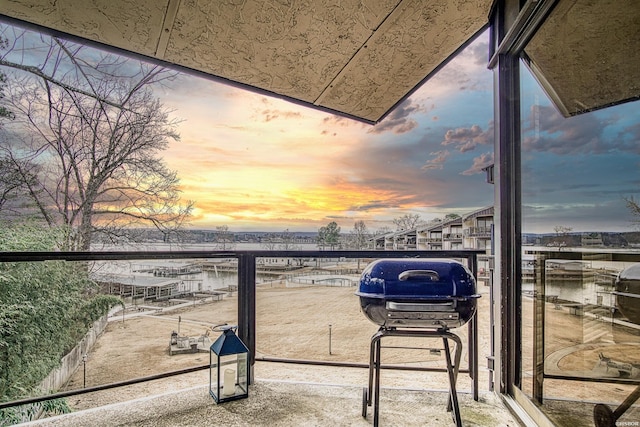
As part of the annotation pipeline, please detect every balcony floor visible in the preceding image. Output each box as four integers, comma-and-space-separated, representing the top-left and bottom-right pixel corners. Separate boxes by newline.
24, 364, 522, 426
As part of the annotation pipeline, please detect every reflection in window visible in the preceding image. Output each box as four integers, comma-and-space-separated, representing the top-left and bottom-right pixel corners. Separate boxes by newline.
519, 63, 640, 425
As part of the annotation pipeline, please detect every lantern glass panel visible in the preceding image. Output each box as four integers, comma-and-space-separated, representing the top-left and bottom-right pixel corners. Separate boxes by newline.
209, 351, 221, 401
209, 353, 249, 402
237, 352, 248, 393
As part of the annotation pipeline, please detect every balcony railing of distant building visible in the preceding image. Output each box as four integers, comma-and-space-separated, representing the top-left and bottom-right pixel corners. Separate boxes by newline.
464, 227, 493, 238
443, 233, 463, 240
0, 248, 482, 412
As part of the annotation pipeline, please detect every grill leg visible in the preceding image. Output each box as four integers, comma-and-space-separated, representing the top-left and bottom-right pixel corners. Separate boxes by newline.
443, 335, 463, 427
367, 330, 380, 406
445, 333, 463, 412
365, 329, 384, 424
373, 332, 383, 427
364, 328, 465, 427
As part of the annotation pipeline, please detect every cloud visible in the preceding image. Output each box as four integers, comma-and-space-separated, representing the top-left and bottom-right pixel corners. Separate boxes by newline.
522, 198, 634, 233
622, 120, 640, 141
319, 114, 365, 136
421, 150, 450, 170
347, 200, 393, 211
441, 123, 493, 152
260, 108, 303, 122
464, 39, 490, 68
367, 99, 426, 134
462, 152, 494, 176
322, 115, 358, 127
522, 104, 640, 155
414, 37, 491, 100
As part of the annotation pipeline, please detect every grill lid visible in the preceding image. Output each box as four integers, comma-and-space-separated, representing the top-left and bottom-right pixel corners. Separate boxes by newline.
356, 258, 480, 328
356, 258, 476, 301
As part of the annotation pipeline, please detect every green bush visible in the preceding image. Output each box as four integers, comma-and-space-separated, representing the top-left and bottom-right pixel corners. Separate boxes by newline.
0, 222, 123, 422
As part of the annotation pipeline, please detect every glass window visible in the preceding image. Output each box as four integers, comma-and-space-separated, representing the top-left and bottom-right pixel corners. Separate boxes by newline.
519, 63, 640, 425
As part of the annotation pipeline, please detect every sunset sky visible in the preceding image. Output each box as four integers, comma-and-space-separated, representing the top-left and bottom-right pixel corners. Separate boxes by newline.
2, 25, 639, 234
159, 33, 497, 233
158, 29, 639, 234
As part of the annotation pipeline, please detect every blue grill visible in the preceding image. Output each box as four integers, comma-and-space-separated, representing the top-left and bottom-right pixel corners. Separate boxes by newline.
356, 258, 479, 329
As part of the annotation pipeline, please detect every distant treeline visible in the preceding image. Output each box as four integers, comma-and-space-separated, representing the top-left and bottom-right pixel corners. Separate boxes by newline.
92, 229, 320, 245
93, 228, 640, 248
523, 231, 640, 247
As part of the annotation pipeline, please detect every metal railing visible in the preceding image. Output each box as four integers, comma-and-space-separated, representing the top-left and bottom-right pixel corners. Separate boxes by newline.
0, 249, 482, 410
523, 248, 640, 405
443, 233, 463, 240
464, 227, 492, 237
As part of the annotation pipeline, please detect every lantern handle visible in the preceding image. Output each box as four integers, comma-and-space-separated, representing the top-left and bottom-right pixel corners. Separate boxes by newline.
212, 323, 238, 332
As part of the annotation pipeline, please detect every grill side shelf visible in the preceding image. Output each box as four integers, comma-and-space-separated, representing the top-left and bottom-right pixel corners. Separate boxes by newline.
386, 301, 455, 311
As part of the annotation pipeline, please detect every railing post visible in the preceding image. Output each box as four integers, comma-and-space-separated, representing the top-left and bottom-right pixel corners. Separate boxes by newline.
533, 253, 547, 403
468, 254, 479, 401
237, 253, 256, 384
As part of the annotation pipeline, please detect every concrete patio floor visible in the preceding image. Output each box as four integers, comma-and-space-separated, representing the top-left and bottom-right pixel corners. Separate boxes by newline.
24, 366, 524, 427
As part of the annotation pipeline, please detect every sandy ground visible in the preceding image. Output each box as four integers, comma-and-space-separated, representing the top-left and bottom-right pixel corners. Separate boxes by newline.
63, 281, 490, 410
62, 278, 640, 423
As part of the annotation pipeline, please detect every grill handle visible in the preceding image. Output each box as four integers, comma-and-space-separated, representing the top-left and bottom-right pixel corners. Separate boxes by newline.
398, 269, 440, 281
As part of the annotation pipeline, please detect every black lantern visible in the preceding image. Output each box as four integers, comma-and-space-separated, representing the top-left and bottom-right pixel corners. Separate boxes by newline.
209, 325, 249, 403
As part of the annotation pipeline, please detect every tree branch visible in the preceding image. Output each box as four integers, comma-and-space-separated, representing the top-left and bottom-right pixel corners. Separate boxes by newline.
0, 58, 125, 109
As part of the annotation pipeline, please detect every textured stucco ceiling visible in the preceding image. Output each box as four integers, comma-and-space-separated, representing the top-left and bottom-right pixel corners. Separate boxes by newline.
524, 0, 640, 117
2, 1, 637, 122
0, 0, 492, 124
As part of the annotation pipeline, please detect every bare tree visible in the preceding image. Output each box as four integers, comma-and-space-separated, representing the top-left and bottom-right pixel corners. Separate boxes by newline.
393, 213, 422, 231
0, 37, 14, 124
260, 229, 303, 266
348, 220, 370, 269
349, 220, 370, 250
625, 196, 640, 229
0, 156, 39, 220
554, 225, 573, 235
260, 229, 300, 250
552, 225, 573, 249
260, 234, 278, 250
278, 229, 300, 251
0, 28, 193, 250
213, 225, 236, 250
374, 225, 392, 236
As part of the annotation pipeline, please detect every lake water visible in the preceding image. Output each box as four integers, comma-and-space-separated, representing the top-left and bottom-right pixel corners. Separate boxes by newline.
92, 243, 640, 305
91, 242, 326, 292
521, 251, 640, 307
93, 242, 320, 252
